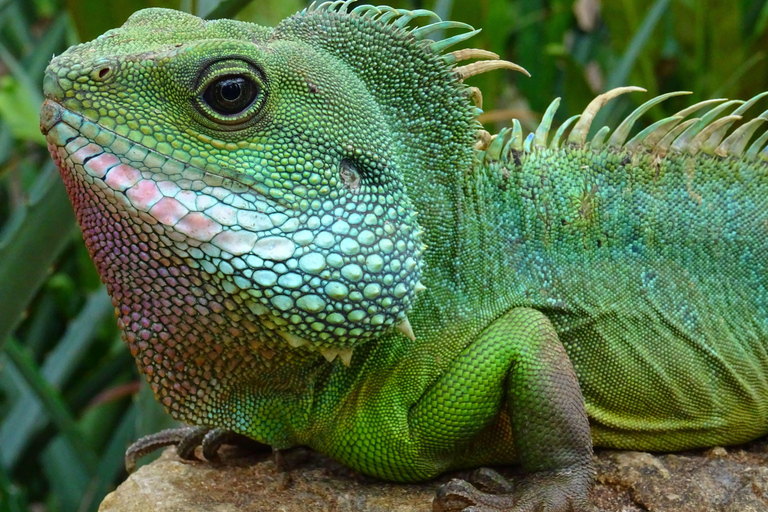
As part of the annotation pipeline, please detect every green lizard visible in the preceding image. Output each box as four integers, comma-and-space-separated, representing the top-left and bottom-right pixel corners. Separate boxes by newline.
39, 2, 768, 511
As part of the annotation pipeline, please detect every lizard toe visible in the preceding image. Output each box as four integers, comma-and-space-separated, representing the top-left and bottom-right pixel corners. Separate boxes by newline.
433, 465, 594, 512
124, 425, 267, 472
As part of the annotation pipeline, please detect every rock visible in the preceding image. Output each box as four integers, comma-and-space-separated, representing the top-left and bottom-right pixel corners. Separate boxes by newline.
100, 438, 768, 512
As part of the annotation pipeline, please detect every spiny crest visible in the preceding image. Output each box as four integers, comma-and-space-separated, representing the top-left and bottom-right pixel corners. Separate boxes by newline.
476, 88, 768, 166
300, 1, 528, 82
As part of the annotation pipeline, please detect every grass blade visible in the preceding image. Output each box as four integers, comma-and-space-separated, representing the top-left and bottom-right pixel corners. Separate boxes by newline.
0, 164, 77, 347
2, 338, 97, 471
0, 287, 113, 469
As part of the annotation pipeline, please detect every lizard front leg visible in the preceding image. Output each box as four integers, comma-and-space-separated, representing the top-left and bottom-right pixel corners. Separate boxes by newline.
410, 307, 594, 512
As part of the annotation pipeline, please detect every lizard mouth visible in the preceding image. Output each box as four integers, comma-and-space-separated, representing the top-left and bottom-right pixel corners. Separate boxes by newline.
41, 98, 303, 262
40, 99, 421, 365
40, 99, 276, 206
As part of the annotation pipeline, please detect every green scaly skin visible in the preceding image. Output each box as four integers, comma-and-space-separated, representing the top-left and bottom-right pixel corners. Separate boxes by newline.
39, 3, 768, 510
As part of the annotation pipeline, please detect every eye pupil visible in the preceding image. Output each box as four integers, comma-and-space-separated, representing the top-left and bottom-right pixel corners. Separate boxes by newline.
202, 75, 259, 116
220, 80, 242, 101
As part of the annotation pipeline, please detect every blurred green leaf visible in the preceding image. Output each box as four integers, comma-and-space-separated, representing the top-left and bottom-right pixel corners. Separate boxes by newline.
3, 337, 97, 470
25, 12, 70, 83
236, 0, 304, 25
41, 436, 91, 512
0, 76, 45, 142
204, 0, 253, 19
0, 461, 27, 512
63, 0, 179, 41
0, 53, 45, 144
0, 165, 77, 346
0, 288, 113, 470
81, 403, 140, 512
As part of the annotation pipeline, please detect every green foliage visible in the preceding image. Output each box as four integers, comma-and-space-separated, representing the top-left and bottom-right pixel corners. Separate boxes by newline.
0, 0, 766, 510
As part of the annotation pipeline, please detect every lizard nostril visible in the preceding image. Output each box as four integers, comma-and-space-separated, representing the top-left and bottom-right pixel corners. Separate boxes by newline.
95, 66, 111, 80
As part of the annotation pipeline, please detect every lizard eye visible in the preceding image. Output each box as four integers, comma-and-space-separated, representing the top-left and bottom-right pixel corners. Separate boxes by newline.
202, 75, 259, 116
194, 60, 266, 127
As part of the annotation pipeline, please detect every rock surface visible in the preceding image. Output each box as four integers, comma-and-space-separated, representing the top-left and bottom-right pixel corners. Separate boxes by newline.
100, 439, 768, 512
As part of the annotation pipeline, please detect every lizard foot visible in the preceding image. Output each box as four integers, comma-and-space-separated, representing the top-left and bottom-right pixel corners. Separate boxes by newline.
125, 426, 266, 473
433, 466, 594, 512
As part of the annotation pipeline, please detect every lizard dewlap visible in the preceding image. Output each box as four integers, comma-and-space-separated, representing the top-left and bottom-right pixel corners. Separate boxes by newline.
40, 2, 768, 510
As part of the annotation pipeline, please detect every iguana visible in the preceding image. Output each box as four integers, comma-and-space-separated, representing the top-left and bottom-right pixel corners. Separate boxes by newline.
38, 2, 768, 511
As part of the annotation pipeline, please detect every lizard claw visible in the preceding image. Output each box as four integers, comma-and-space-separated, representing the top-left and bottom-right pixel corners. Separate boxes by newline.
433, 466, 594, 512
124, 426, 266, 473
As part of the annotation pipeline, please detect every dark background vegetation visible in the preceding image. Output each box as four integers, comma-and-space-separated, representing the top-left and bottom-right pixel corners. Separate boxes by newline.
1, 0, 767, 510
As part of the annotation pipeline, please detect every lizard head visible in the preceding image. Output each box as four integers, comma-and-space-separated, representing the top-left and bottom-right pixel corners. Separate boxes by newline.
41, 6, 428, 363
40, 4, 517, 379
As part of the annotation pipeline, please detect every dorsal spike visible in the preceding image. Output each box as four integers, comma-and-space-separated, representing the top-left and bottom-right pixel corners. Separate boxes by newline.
377, 9, 400, 24
468, 86, 483, 109
701, 92, 768, 152
501, 137, 515, 163
455, 60, 530, 81
430, 29, 482, 54
700, 119, 740, 153
486, 128, 508, 161
655, 118, 700, 155
508, 118, 524, 152
410, 21, 473, 40
670, 100, 743, 154
673, 98, 728, 118
523, 132, 534, 153
449, 48, 499, 63
350, 4, 381, 16
681, 115, 742, 155
474, 129, 492, 150
337, 0, 354, 15
567, 86, 646, 147
746, 123, 768, 160
624, 115, 683, 152
730, 91, 768, 116
590, 126, 611, 149
716, 117, 767, 157
534, 97, 561, 148
392, 9, 441, 28
551, 115, 580, 149
352, 4, 382, 18
502, 131, 519, 162
607, 91, 692, 148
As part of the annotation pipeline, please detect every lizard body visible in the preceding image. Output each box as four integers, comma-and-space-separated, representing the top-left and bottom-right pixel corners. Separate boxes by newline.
39, 3, 768, 510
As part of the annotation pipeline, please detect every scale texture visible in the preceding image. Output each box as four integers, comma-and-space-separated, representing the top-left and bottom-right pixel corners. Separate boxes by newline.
40, 2, 768, 510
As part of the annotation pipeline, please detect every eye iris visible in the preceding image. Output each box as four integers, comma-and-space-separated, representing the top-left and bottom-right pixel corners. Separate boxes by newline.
203, 75, 258, 116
